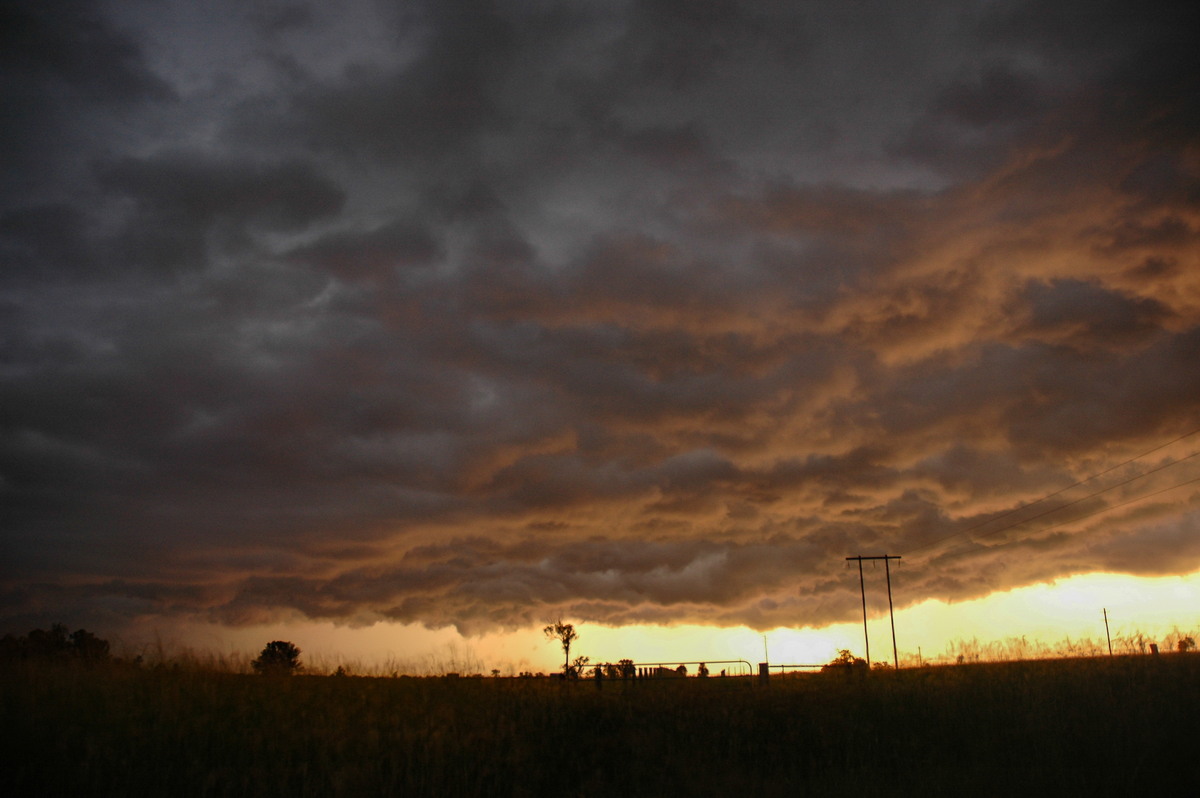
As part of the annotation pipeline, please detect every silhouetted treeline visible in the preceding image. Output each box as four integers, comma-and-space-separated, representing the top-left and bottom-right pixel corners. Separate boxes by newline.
0, 623, 110, 664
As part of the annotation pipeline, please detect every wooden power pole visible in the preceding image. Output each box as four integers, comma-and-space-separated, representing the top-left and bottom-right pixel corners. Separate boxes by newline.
846, 555, 902, 669
1103, 608, 1113, 656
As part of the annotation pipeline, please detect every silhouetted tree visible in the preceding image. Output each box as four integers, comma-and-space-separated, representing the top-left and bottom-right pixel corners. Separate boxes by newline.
70, 628, 110, 662
822, 649, 867, 672
27, 623, 70, 658
252, 641, 302, 675
543, 620, 578, 677
1179, 636, 1196, 653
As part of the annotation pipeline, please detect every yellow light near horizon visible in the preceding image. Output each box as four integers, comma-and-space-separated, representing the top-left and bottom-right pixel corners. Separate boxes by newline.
885, 569, 1200, 656
578, 623, 854, 671
555, 569, 1200, 671
120, 569, 1200, 674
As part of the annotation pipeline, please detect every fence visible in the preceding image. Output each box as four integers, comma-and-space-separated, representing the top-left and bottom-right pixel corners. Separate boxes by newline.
594, 659, 754, 680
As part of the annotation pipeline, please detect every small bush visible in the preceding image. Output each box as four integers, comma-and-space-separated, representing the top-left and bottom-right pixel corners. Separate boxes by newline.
251, 641, 302, 676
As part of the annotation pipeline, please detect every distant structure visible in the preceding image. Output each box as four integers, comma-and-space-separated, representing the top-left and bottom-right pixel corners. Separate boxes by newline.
846, 554, 901, 668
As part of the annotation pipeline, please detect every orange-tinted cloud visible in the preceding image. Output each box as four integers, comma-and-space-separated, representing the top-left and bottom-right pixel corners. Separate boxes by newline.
3, 0, 1199, 638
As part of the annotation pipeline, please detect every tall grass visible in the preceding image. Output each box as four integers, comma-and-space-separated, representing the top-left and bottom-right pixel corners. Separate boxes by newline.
4, 651, 1197, 797
935, 626, 1198, 664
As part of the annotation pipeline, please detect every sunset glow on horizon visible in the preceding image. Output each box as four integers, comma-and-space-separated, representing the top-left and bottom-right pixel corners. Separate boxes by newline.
124, 568, 1200, 675
3, 1, 1198, 668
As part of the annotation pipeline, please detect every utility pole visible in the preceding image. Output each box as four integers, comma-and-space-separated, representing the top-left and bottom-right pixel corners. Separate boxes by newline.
1103, 608, 1113, 656
853, 556, 869, 666
885, 555, 898, 670
846, 555, 902, 669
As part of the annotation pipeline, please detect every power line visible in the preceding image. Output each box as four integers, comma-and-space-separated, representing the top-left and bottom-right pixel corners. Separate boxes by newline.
997, 472, 1200, 542
920, 471, 1200, 560
960, 449, 1199, 543
946, 424, 1200, 538
904, 425, 1200, 557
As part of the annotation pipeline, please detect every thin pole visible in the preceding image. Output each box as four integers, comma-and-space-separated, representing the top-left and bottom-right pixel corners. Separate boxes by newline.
857, 557, 870, 666
1103, 608, 1112, 656
885, 556, 898, 669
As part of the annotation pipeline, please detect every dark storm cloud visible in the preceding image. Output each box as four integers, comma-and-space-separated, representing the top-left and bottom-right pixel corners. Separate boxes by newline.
0, 0, 174, 197
100, 153, 345, 234
3, 1, 1199, 637
0, 204, 95, 277
278, 10, 510, 159
0, 0, 170, 103
97, 151, 346, 272
289, 220, 441, 284
1016, 279, 1171, 347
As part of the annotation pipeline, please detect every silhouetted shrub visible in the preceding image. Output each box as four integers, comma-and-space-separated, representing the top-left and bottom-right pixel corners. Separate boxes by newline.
251, 641, 302, 675
821, 649, 867, 673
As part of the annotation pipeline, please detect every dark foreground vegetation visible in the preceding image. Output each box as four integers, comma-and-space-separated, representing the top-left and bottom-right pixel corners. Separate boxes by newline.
3, 652, 1197, 797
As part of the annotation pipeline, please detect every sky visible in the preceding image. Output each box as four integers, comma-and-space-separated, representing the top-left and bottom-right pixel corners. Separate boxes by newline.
3, 0, 1199, 673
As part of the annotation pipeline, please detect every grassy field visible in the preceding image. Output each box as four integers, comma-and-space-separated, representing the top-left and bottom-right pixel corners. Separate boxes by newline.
4, 653, 1197, 796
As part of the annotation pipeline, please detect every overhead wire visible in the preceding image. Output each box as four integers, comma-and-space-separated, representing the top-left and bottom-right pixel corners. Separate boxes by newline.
902, 424, 1200, 558
993, 472, 1200, 543
939, 425, 1200, 537
931, 449, 1200, 550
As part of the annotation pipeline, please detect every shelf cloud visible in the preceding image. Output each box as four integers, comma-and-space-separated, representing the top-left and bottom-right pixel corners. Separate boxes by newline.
3, 0, 1199, 637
